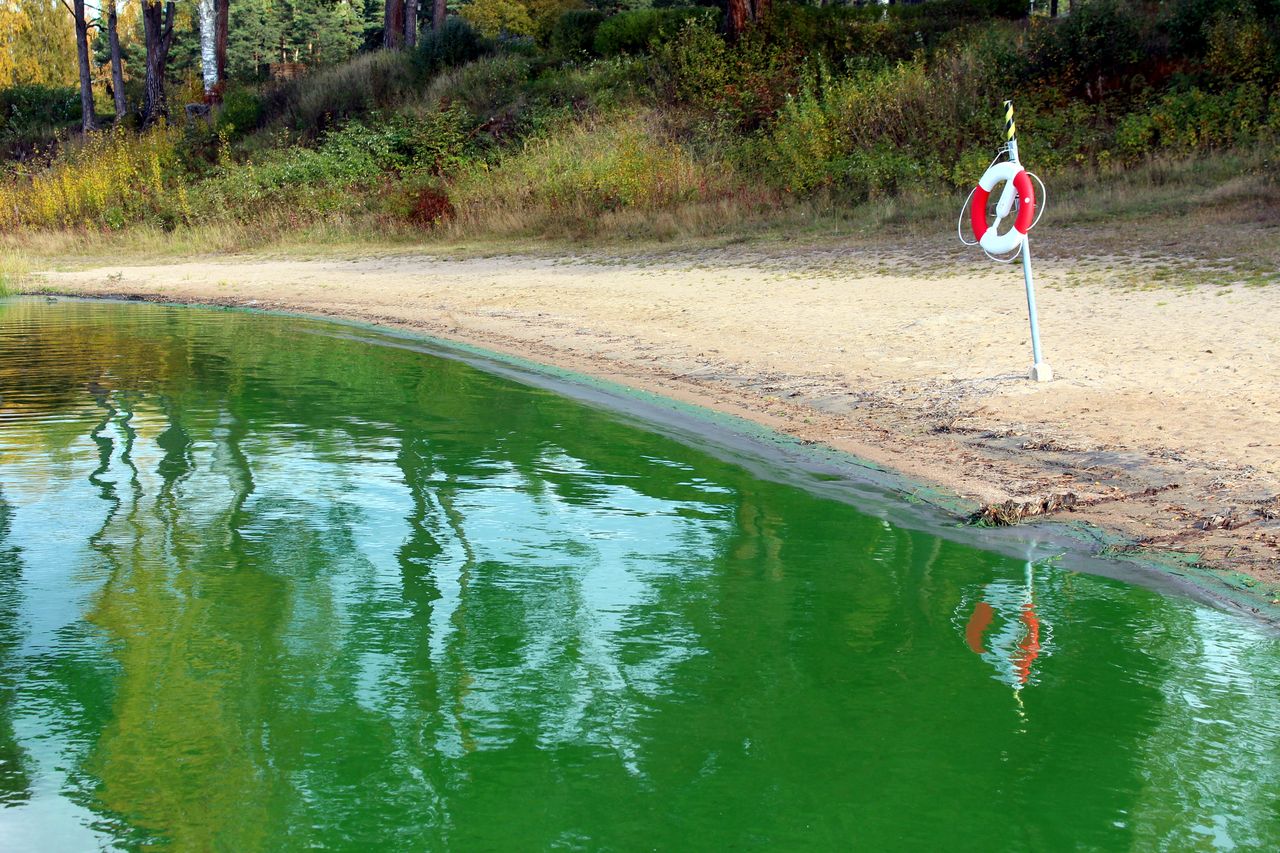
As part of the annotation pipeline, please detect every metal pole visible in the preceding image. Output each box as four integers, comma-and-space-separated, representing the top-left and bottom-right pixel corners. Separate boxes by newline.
1003, 101, 1052, 382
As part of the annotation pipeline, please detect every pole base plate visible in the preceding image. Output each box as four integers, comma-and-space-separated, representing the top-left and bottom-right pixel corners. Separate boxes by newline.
1029, 363, 1053, 383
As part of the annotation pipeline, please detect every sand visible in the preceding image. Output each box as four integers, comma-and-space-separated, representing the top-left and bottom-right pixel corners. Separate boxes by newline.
41, 244, 1280, 591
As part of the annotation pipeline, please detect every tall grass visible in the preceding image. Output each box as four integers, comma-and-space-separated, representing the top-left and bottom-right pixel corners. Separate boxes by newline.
0, 125, 188, 231
449, 112, 744, 235
0, 253, 31, 296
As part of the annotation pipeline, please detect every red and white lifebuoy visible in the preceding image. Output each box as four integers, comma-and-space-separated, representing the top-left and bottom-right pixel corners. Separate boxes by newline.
970, 161, 1036, 255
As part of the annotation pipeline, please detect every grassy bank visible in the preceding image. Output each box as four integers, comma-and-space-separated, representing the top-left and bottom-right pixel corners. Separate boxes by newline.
3, 1, 1278, 262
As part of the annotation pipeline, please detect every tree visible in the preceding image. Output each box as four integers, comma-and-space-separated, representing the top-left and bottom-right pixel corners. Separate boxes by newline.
383, 0, 404, 48
1, 0, 79, 87
404, 0, 416, 48
215, 0, 229, 88
71, 0, 97, 130
198, 0, 218, 94
432, 0, 444, 32
106, 0, 127, 119
141, 0, 176, 125
726, 0, 769, 40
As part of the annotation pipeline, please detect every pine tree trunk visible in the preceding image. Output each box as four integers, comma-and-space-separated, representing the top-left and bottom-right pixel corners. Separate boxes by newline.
726, 0, 750, 40
142, 1, 176, 126
404, 0, 417, 49
108, 1, 127, 120
215, 0, 229, 89
432, 0, 445, 32
73, 0, 96, 132
384, 0, 405, 49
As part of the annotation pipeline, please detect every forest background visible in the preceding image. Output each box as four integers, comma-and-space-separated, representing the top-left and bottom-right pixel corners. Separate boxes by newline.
0, 0, 1277, 255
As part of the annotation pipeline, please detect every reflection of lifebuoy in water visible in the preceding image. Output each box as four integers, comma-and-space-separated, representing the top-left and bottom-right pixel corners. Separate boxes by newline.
963, 572, 1044, 688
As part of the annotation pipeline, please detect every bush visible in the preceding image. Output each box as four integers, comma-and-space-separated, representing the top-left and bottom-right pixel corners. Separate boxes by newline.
655, 19, 798, 132
216, 88, 264, 138
549, 10, 604, 58
423, 54, 534, 118
452, 112, 725, 219
0, 85, 81, 143
593, 7, 719, 58
262, 50, 420, 134
1025, 0, 1145, 94
416, 17, 491, 74
0, 125, 188, 230
1115, 83, 1272, 159
461, 0, 535, 37
206, 107, 477, 220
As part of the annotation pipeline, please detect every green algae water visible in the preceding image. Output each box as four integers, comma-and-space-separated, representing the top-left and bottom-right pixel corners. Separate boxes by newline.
1, 298, 1277, 851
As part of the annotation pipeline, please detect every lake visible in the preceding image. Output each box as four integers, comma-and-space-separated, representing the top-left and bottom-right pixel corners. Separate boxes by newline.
1, 298, 1276, 850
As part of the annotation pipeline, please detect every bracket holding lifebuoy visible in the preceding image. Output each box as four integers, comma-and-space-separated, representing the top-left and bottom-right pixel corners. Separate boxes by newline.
969, 160, 1036, 255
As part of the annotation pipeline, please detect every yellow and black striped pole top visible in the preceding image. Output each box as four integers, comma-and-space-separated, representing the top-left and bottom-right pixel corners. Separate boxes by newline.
1004, 100, 1016, 141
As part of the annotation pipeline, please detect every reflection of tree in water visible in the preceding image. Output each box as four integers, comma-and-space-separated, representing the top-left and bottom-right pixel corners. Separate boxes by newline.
0, 487, 32, 806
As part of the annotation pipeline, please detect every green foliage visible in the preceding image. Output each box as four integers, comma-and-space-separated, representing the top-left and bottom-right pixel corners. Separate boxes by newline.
593, 7, 719, 58
1115, 84, 1272, 158
655, 19, 797, 133
1204, 8, 1278, 87
461, 0, 535, 37
228, 0, 367, 78
263, 49, 420, 133
0, 84, 79, 143
416, 17, 492, 75
452, 112, 722, 218
424, 54, 535, 118
549, 10, 605, 59
527, 57, 646, 113
4, 0, 1279, 239
1024, 0, 1144, 91
216, 89, 265, 139
208, 107, 476, 218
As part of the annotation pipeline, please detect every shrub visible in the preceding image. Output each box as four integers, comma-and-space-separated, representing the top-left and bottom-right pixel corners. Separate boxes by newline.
0, 125, 188, 230
461, 0, 535, 37
209, 106, 477, 216
386, 178, 457, 228
655, 19, 798, 132
262, 50, 420, 134
0, 84, 81, 143
452, 112, 725, 219
423, 54, 534, 118
416, 17, 491, 74
528, 57, 646, 113
1025, 0, 1145, 94
1204, 9, 1278, 87
216, 88, 264, 138
761, 61, 981, 196
1115, 83, 1272, 159
593, 7, 719, 58
549, 10, 604, 58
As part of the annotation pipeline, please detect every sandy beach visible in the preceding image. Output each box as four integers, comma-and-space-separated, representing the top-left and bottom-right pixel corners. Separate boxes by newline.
41, 242, 1280, 594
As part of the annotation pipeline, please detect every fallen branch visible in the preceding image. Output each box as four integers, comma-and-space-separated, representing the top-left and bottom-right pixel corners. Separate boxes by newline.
968, 484, 1179, 526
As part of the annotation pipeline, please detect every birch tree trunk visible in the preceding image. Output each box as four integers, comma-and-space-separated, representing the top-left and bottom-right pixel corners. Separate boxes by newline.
197, 0, 217, 95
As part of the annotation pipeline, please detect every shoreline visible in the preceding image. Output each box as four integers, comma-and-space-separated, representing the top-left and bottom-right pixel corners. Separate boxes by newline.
32, 245, 1280, 613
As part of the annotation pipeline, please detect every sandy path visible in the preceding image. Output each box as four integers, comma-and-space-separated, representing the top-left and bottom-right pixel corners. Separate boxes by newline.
42, 247, 1280, 591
